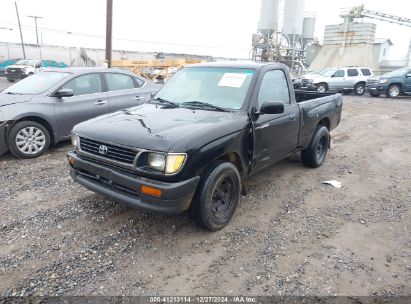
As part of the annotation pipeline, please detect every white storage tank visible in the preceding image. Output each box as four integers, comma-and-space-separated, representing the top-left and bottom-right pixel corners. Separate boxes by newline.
283, 0, 305, 38
302, 14, 316, 43
259, 0, 279, 34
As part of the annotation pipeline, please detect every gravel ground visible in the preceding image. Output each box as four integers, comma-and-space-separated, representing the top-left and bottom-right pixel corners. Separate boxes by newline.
0, 94, 410, 297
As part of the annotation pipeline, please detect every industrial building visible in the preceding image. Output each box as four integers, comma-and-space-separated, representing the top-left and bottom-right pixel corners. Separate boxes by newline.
252, 0, 411, 75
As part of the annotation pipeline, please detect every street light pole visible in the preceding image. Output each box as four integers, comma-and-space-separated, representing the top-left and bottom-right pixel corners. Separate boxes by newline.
105, 0, 113, 68
28, 15, 43, 60
15, 1, 26, 59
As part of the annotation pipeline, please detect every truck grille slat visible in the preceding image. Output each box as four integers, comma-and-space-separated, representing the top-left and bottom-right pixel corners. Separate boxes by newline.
79, 137, 137, 165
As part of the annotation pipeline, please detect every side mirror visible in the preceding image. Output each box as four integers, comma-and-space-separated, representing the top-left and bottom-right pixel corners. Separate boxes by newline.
331, 74, 335, 78
406, 73, 411, 78
259, 101, 284, 115
55, 88, 74, 98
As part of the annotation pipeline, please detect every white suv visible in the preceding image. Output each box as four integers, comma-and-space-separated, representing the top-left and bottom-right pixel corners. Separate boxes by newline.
303, 67, 373, 95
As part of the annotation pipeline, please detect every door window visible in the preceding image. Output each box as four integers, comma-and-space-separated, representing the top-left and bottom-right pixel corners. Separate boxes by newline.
258, 70, 290, 108
134, 77, 145, 88
62, 73, 102, 96
333, 70, 345, 77
361, 68, 371, 76
105, 73, 135, 91
347, 69, 359, 77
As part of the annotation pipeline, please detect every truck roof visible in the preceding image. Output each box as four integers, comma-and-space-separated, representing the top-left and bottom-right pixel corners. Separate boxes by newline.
42, 67, 135, 75
187, 60, 288, 70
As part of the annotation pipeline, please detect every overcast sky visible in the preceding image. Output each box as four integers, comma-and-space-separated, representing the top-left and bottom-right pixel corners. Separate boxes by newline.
0, 0, 410, 59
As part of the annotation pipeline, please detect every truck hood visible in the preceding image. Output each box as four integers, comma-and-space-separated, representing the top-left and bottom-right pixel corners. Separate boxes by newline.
73, 103, 248, 152
6, 64, 32, 69
0, 93, 33, 107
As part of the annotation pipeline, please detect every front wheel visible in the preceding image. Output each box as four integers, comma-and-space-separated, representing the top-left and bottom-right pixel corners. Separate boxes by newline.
7, 78, 15, 82
387, 85, 401, 98
354, 83, 365, 95
8, 121, 51, 159
316, 83, 328, 93
301, 125, 330, 168
192, 161, 241, 231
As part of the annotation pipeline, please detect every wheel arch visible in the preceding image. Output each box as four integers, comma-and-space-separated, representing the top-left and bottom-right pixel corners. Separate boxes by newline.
318, 117, 330, 130
11, 116, 55, 145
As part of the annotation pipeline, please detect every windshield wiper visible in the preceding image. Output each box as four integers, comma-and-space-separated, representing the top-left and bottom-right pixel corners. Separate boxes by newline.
150, 97, 179, 107
5, 92, 23, 95
182, 101, 229, 112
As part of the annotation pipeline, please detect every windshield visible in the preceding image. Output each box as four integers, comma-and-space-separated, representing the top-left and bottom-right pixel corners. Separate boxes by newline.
15, 59, 36, 66
383, 68, 410, 78
154, 67, 254, 110
321, 68, 337, 77
3, 71, 70, 95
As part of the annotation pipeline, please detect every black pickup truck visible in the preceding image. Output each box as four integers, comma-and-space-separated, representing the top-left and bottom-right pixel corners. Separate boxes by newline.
67, 62, 342, 231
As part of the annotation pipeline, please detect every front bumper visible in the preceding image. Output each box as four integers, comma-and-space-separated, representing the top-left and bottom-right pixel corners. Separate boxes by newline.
67, 151, 200, 215
0, 122, 9, 156
366, 84, 388, 94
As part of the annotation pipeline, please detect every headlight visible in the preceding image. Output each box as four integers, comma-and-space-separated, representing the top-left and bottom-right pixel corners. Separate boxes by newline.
148, 153, 166, 171
379, 79, 388, 84
71, 133, 80, 150
148, 152, 186, 174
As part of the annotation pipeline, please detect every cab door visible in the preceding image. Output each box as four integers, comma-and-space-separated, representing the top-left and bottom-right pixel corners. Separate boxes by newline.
328, 69, 346, 90
404, 70, 411, 93
252, 69, 300, 173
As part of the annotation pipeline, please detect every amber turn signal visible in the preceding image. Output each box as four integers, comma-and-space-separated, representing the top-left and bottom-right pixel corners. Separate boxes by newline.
140, 185, 162, 198
67, 156, 76, 166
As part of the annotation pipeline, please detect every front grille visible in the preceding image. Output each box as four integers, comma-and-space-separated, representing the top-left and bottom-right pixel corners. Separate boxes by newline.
367, 78, 379, 84
301, 78, 310, 86
79, 137, 137, 165
6, 67, 24, 75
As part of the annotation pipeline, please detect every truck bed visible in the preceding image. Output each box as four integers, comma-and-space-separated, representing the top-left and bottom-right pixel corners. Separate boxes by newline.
294, 90, 340, 103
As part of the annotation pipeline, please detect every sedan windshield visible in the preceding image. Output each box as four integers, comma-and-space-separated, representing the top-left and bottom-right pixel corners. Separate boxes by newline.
154, 67, 254, 110
3, 71, 70, 95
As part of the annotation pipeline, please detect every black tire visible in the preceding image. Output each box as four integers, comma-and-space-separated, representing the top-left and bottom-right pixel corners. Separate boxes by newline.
316, 83, 328, 93
7, 78, 14, 82
8, 121, 51, 159
192, 161, 241, 231
301, 125, 329, 168
369, 91, 380, 97
354, 83, 365, 95
387, 84, 401, 98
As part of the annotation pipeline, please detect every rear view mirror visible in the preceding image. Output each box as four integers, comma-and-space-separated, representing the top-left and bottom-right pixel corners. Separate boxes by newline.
259, 101, 284, 115
55, 88, 74, 97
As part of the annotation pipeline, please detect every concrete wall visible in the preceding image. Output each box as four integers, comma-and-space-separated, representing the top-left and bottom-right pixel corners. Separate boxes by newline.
0, 42, 218, 67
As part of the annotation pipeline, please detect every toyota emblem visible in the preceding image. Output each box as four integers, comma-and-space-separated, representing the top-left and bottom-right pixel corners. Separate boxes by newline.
99, 145, 108, 155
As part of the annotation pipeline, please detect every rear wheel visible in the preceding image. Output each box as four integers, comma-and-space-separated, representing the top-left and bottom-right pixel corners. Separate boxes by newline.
8, 121, 50, 159
354, 83, 365, 95
7, 78, 14, 82
387, 85, 401, 98
316, 83, 328, 93
192, 161, 241, 231
301, 125, 329, 168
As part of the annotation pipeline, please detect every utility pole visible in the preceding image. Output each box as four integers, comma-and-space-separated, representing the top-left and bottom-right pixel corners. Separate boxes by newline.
28, 15, 43, 60
15, 1, 26, 59
105, 0, 113, 68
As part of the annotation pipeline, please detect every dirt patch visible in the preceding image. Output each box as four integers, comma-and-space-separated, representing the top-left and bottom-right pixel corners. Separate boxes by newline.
0, 96, 410, 297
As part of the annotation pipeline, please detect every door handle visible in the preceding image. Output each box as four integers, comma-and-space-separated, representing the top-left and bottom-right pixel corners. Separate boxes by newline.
289, 114, 297, 121
134, 96, 143, 101
95, 100, 107, 105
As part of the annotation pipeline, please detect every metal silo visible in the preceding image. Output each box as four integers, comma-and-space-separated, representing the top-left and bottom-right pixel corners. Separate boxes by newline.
302, 14, 316, 44
259, 0, 279, 34
283, 0, 305, 40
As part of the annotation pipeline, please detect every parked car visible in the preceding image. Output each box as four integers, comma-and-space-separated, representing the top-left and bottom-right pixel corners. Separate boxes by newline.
4, 59, 43, 82
67, 61, 343, 231
366, 67, 411, 98
0, 68, 160, 158
293, 67, 336, 90
302, 66, 373, 95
